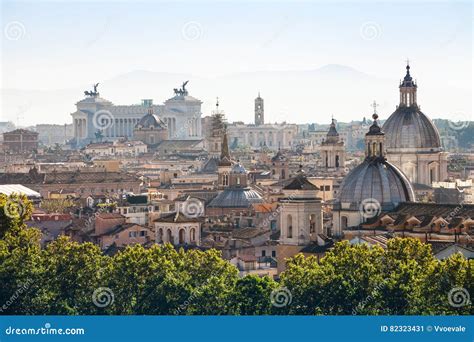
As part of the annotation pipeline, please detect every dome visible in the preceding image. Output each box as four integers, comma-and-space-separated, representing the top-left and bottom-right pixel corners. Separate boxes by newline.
136, 112, 166, 130
231, 163, 247, 174
208, 188, 263, 208
383, 106, 441, 151
336, 158, 415, 211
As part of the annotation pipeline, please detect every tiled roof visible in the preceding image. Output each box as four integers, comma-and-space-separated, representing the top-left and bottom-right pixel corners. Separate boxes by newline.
392, 202, 474, 219
154, 211, 202, 223
0, 170, 139, 185
283, 174, 318, 190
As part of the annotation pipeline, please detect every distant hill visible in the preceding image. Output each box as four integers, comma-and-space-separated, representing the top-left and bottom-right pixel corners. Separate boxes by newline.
1, 64, 470, 126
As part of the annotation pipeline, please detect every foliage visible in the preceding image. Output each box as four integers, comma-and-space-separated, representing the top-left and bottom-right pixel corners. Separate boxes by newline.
40, 198, 75, 214
0, 196, 472, 315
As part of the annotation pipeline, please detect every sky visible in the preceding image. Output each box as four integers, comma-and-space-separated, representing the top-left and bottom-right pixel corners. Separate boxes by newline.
0, 0, 472, 125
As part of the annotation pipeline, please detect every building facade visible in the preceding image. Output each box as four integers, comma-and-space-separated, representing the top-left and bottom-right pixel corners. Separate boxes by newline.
71, 82, 202, 146
2, 129, 39, 153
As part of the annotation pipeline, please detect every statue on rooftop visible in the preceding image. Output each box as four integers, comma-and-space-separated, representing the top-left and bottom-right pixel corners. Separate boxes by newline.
173, 80, 189, 96
84, 83, 100, 97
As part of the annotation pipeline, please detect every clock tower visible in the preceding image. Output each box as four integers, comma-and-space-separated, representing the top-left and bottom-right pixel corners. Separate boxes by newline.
254, 92, 264, 126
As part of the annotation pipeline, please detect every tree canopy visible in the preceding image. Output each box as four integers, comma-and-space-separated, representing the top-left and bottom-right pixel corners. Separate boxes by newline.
0, 195, 472, 315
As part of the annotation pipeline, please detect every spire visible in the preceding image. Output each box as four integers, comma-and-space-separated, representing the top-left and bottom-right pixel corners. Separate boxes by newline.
325, 116, 339, 143
367, 101, 383, 136
219, 127, 232, 166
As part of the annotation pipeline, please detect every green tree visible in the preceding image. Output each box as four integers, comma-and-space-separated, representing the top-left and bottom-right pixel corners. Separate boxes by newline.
229, 275, 277, 315
38, 236, 110, 314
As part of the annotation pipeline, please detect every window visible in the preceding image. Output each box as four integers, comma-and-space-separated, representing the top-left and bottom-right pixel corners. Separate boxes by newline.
158, 228, 163, 243
190, 228, 196, 242
310, 214, 316, 233
287, 214, 293, 238
341, 216, 348, 230
167, 229, 172, 243
272, 251, 276, 258
179, 229, 185, 244
140, 231, 146, 237
261, 250, 266, 257
270, 220, 277, 231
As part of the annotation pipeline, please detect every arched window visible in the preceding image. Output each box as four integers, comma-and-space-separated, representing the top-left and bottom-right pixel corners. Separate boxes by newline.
341, 216, 348, 230
167, 229, 173, 243
158, 228, 163, 243
190, 228, 196, 242
179, 229, 185, 244
223, 174, 229, 186
335, 155, 339, 168
287, 214, 293, 238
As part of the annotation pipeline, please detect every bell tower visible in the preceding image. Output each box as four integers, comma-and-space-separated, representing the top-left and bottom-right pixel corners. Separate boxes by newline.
320, 117, 346, 170
254, 92, 264, 125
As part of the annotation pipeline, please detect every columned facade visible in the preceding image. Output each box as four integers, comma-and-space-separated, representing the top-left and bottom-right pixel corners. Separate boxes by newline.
71, 84, 203, 147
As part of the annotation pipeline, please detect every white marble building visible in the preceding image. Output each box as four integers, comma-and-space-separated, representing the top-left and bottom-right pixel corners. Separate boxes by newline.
71, 83, 202, 146
227, 123, 298, 150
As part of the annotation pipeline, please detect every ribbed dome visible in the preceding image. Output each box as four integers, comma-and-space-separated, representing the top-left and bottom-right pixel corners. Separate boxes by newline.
337, 158, 415, 210
231, 163, 247, 174
383, 106, 441, 152
208, 188, 263, 208
136, 112, 166, 130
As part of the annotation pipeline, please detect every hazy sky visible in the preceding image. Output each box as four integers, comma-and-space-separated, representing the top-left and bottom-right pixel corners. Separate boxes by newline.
1, 0, 472, 124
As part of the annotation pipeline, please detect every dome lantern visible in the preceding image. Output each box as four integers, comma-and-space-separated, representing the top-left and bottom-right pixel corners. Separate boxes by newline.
399, 61, 418, 107
365, 102, 385, 159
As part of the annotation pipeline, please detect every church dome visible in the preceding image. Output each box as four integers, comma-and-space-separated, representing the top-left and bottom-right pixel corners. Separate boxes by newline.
383, 106, 441, 151
337, 158, 415, 210
382, 64, 441, 152
208, 188, 263, 208
136, 111, 166, 130
231, 163, 247, 174
336, 112, 415, 211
